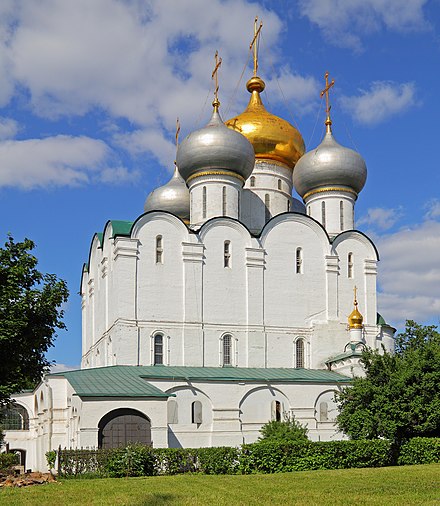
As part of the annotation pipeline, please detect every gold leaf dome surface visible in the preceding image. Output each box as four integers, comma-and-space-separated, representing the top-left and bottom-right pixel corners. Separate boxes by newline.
226, 77, 305, 169
348, 303, 363, 329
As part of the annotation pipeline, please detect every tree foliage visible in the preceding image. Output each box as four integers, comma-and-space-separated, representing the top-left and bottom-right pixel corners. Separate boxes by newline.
258, 414, 309, 443
336, 320, 440, 443
0, 235, 68, 405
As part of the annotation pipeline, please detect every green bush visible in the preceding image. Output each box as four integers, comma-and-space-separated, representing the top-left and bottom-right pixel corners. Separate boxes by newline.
258, 417, 308, 444
197, 446, 239, 474
154, 448, 197, 475
398, 438, 440, 465
104, 444, 156, 477
0, 452, 19, 472
239, 439, 394, 474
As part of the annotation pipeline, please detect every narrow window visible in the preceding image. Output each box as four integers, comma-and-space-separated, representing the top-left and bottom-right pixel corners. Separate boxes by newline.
319, 402, 328, 422
154, 334, 163, 365
307, 206, 310, 216
222, 186, 227, 216
202, 186, 207, 219
271, 400, 282, 422
224, 241, 231, 268
223, 334, 232, 366
321, 201, 326, 228
167, 400, 178, 424
287, 200, 291, 212
348, 252, 353, 278
192, 401, 203, 424
296, 339, 304, 368
340, 201, 344, 230
265, 194, 270, 222
296, 248, 302, 274
277, 179, 282, 190
155, 235, 163, 264
250, 176, 256, 187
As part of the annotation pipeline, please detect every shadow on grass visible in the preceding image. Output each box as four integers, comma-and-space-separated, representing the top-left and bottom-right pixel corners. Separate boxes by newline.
136, 493, 175, 506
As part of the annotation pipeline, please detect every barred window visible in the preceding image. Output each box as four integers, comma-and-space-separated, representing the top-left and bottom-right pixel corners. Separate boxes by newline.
154, 334, 163, 365
222, 186, 227, 216
250, 176, 256, 187
223, 334, 232, 366
224, 241, 231, 268
340, 201, 344, 230
1, 404, 29, 430
296, 339, 304, 368
296, 248, 302, 274
155, 235, 163, 264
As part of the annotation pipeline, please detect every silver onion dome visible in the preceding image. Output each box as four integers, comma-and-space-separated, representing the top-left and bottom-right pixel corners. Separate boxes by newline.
176, 107, 255, 183
293, 131, 367, 198
144, 165, 190, 222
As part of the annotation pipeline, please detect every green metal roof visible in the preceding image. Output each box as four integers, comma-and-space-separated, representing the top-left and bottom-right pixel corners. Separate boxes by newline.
110, 220, 133, 238
326, 350, 363, 364
96, 232, 103, 246
53, 366, 171, 398
136, 365, 350, 383
51, 365, 351, 398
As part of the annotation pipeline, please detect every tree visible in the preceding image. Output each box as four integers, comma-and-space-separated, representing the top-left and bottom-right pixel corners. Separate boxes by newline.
0, 235, 69, 406
258, 413, 309, 443
336, 320, 440, 443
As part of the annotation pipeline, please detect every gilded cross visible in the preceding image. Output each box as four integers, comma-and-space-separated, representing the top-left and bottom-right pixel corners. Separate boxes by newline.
320, 71, 335, 131
175, 117, 180, 148
211, 50, 222, 109
249, 16, 263, 76
353, 286, 358, 306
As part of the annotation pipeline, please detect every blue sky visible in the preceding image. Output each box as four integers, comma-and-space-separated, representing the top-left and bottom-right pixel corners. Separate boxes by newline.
1, 0, 439, 370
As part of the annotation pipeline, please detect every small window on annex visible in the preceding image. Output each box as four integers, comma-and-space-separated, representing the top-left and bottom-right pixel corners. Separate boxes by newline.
295, 339, 305, 368
191, 401, 203, 424
224, 241, 231, 268
222, 334, 232, 366
154, 334, 164, 365
0, 403, 29, 430
155, 235, 163, 264
348, 252, 354, 278
296, 248, 302, 274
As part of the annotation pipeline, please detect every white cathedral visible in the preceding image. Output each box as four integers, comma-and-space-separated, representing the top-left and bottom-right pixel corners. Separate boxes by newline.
3, 58, 396, 471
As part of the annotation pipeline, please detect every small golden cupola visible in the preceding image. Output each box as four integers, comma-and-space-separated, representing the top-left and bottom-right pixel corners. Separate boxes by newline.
225, 19, 305, 170
348, 287, 363, 329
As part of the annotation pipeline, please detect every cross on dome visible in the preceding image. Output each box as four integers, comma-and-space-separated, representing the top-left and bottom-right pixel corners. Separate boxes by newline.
320, 71, 335, 133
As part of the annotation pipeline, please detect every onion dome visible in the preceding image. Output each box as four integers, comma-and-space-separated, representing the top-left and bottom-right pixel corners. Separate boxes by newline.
144, 165, 190, 223
348, 296, 363, 329
293, 128, 367, 199
176, 103, 255, 184
226, 76, 305, 169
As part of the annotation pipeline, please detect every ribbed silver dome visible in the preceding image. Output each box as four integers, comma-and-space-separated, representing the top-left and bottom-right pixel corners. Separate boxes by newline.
144, 166, 190, 222
176, 108, 255, 183
293, 131, 367, 198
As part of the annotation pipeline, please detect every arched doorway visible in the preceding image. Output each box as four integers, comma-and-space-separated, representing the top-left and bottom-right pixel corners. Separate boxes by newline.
98, 409, 152, 449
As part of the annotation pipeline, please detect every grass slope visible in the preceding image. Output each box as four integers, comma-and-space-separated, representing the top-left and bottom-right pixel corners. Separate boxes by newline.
2, 464, 439, 506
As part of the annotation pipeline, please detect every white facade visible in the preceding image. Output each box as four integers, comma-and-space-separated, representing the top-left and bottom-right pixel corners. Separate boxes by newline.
4, 72, 396, 473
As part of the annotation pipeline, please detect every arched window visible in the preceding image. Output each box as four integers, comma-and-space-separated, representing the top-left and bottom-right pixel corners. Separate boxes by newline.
222, 186, 227, 216
154, 334, 163, 365
167, 400, 178, 424
224, 241, 231, 268
202, 186, 207, 219
321, 201, 326, 228
287, 200, 291, 212
296, 339, 304, 368
277, 179, 282, 190
0, 403, 29, 430
155, 235, 163, 264
191, 401, 203, 424
319, 402, 328, 422
265, 194, 270, 222
250, 176, 255, 187
348, 252, 354, 278
271, 400, 282, 422
296, 247, 302, 274
339, 201, 344, 230
223, 334, 232, 366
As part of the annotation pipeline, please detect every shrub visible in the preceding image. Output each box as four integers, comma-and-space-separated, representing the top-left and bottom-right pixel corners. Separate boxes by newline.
197, 447, 239, 474
398, 438, 440, 465
154, 448, 197, 475
45, 450, 56, 470
258, 415, 308, 444
0, 452, 19, 472
104, 444, 156, 477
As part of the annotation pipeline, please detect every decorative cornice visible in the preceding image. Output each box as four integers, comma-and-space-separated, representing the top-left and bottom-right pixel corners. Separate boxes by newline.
303, 187, 358, 200
187, 170, 245, 184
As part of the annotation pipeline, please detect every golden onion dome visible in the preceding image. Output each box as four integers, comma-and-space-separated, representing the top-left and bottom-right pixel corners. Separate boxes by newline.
225, 76, 305, 169
348, 300, 364, 329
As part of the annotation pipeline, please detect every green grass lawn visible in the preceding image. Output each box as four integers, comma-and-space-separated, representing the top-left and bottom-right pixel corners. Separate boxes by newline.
1, 464, 439, 506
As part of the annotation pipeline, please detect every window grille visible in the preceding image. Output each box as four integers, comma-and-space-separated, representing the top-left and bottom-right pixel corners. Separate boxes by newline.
340, 201, 344, 230
250, 176, 255, 187
222, 186, 227, 216
223, 334, 232, 365
296, 248, 302, 274
296, 339, 304, 368
154, 334, 163, 365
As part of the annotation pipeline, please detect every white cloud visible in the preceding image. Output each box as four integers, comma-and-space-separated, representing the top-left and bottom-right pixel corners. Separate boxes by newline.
50, 363, 79, 373
0, 135, 136, 189
298, 0, 429, 50
0, 117, 18, 139
425, 199, 440, 220
376, 220, 440, 328
340, 82, 417, 125
357, 207, 403, 231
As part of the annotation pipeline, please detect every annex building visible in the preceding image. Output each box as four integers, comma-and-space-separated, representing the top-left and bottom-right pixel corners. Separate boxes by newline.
3, 55, 395, 471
